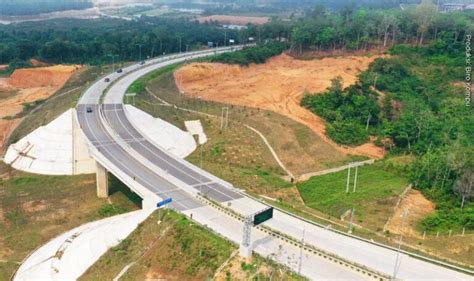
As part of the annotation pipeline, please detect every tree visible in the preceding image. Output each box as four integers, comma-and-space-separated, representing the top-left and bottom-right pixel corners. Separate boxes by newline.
453, 170, 474, 209
292, 26, 311, 54
380, 14, 397, 47
415, 0, 437, 45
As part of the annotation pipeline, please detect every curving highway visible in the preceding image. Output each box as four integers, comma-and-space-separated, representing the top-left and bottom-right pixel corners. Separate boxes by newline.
76, 47, 473, 280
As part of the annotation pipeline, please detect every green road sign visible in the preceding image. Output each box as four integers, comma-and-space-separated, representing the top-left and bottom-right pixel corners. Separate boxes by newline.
253, 207, 273, 226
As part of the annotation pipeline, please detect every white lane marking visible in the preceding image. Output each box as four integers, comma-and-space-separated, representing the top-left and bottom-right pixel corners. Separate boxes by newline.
110, 104, 239, 202
83, 106, 193, 211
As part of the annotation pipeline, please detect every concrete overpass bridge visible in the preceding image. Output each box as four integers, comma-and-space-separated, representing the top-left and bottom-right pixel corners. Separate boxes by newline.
76, 47, 473, 280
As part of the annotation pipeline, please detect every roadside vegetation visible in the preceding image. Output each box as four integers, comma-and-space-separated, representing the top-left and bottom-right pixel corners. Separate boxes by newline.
81, 209, 303, 280
0, 163, 139, 280
209, 42, 287, 66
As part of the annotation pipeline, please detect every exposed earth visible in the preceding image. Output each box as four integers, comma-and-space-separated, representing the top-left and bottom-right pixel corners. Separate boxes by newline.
197, 15, 269, 25
0, 64, 82, 153
386, 189, 435, 237
175, 53, 385, 158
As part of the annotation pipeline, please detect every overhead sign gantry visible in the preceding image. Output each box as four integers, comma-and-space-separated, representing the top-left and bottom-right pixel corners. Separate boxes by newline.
240, 207, 274, 257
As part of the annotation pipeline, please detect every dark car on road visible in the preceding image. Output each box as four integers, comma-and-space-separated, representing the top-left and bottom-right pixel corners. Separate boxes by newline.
140, 61, 145, 65
117, 68, 123, 73
86, 107, 93, 113
104, 77, 110, 82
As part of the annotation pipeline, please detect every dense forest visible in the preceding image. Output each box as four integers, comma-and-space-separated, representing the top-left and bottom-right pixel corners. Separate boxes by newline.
1, 1, 473, 66
0, 17, 239, 66
244, 1, 474, 53
0, 0, 92, 16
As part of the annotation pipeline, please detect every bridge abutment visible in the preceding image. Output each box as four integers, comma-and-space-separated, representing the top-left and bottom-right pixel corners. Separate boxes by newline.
96, 162, 109, 198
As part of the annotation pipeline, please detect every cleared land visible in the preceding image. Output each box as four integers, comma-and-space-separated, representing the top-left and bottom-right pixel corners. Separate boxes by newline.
0, 162, 139, 280
0, 64, 82, 118
81, 210, 303, 280
386, 189, 435, 236
0, 64, 86, 153
175, 53, 385, 159
1, 64, 107, 154
197, 15, 269, 25
135, 64, 354, 190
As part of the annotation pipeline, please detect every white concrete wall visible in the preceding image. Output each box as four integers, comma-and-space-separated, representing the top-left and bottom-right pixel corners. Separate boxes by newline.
3, 106, 200, 175
125, 105, 198, 158
4, 109, 95, 175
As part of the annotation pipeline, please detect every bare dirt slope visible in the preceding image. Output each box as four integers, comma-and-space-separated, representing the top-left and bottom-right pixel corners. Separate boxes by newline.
0, 65, 81, 118
0, 65, 82, 153
386, 189, 435, 237
175, 53, 385, 158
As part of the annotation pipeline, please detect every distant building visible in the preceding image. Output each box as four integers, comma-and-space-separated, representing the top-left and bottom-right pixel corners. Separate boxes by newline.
442, 3, 466, 12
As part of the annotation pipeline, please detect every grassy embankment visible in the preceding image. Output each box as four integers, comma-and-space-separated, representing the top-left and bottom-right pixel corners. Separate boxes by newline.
81, 210, 305, 280
297, 161, 408, 231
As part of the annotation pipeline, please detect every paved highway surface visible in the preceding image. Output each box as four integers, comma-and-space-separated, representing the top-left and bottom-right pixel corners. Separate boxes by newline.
77, 47, 473, 280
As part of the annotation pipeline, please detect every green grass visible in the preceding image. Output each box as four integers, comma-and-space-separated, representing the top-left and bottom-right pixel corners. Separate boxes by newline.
80, 210, 235, 280
297, 162, 408, 229
127, 63, 181, 95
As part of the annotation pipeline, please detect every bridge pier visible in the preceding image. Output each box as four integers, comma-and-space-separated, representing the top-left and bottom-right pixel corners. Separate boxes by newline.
96, 162, 109, 198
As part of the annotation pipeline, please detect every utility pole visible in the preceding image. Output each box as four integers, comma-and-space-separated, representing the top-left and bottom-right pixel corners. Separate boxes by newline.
348, 208, 355, 234
393, 209, 409, 280
353, 165, 358, 192
199, 143, 204, 194
220, 107, 229, 130
224, 30, 227, 46
107, 54, 118, 72
136, 44, 143, 61
366, 114, 371, 131
346, 163, 352, 193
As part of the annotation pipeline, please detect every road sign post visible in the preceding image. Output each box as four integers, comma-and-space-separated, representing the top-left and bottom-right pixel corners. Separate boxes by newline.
157, 198, 173, 221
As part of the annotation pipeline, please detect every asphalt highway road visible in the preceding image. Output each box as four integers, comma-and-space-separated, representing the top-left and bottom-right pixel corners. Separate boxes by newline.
103, 103, 243, 203
77, 103, 201, 211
